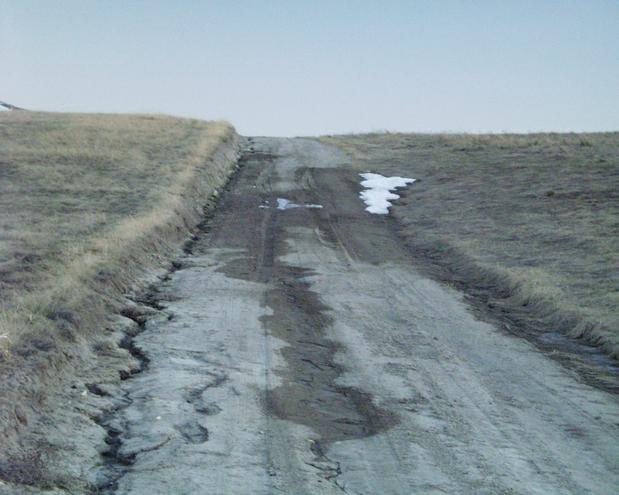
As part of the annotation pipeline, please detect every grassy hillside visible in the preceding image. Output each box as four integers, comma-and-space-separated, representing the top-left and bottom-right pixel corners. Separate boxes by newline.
0, 112, 236, 354
320, 133, 619, 360
0, 112, 239, 487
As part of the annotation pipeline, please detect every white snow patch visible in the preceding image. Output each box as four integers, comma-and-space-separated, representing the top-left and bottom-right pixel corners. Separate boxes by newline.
276, 198, 323, 210
359, 173, 415, 214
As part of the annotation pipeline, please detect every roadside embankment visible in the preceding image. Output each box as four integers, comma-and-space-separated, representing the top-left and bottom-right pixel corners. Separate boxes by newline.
0, 112, 241, 491
319, 133, 619, 365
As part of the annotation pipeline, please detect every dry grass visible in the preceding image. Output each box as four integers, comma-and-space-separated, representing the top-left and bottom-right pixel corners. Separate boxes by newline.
0, 112, 236, 356
0, 112, 239, 481
320, 132, 619, 358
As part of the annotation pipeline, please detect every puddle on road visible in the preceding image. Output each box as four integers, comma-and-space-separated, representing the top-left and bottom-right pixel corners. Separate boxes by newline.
258, 198, 324, 210
276, 198, 323, 210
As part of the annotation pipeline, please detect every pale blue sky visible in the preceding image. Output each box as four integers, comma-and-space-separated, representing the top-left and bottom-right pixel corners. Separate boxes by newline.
1, 1, 618, 136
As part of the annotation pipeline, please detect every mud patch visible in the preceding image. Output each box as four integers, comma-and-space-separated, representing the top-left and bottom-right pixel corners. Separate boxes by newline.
191, 150, 398, 450
261, 261, 397, 446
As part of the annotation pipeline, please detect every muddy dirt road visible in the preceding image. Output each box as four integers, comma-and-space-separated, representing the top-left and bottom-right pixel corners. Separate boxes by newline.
100, 138, 619, 494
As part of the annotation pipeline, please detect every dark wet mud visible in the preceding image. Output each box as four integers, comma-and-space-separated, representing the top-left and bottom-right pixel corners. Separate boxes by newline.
195, 149, 397, 450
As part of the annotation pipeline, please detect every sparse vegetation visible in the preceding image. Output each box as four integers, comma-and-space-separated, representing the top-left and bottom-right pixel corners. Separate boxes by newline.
320, 132, 619, 358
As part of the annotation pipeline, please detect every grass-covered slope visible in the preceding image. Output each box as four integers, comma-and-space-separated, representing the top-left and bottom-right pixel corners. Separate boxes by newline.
0, 112, 240, 486
0, 112, 236, 355
320, 132, 619, 358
